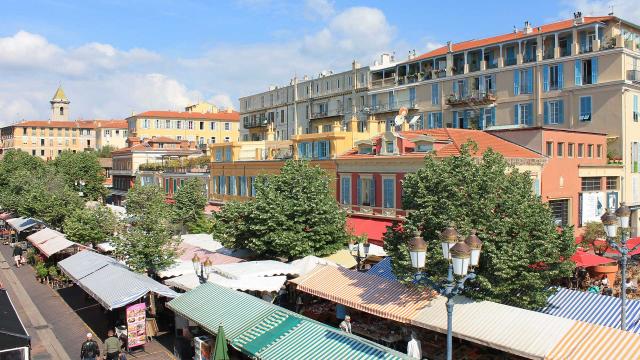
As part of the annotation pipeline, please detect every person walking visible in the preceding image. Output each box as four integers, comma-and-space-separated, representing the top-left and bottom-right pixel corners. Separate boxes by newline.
104, 330, 121, 360
12, 244, 23, 268
339, 315, 352, 333
80, 333, 100, 360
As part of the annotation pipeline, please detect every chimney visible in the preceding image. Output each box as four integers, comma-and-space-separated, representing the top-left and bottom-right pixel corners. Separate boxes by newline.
127, 137, 141, 147
523, 21, 532, 34
447, 41, 453, 52
573, 11, 584, 25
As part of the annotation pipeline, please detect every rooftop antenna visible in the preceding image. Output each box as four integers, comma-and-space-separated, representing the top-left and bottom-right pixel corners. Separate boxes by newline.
609, 4, 614, 16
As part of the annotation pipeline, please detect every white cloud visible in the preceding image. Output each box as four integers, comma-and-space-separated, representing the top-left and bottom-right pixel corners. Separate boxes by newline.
304, 0, 335, 19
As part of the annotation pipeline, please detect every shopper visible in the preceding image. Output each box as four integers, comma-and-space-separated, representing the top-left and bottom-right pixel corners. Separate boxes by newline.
80, 333, 100, 360
339, 315, 352, 333
104, 330, 121, 360
12, 245, 23, 268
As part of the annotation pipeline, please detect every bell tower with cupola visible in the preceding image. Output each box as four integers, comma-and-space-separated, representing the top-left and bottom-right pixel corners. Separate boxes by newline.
50, 86, 70, 121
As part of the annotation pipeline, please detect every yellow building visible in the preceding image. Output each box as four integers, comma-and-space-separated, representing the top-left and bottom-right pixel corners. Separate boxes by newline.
127, 104, 240, 151
0, 87, 127, 160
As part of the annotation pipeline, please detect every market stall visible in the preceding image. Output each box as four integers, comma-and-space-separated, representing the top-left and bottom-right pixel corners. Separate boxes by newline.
26, 227, 79, 258
211, 260, 297, 279
0, 289, 30, 360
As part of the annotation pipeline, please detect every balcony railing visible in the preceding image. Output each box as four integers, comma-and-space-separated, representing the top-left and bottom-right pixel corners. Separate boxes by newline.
628, 70, 640, 82
370, 100, 417, 113
370, 78, 396, 89
310, 107, 345, 120
446, 90, 497, 107
243, 117, 269, 128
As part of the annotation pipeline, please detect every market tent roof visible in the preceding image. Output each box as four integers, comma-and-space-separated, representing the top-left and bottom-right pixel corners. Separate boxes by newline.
323, 249, 357, 268
168, 283, 409, 360
180, 233, 223, 252
33, 235, 77, 257
96, 242, 115, 253
570, 250, 616, 267
368, 257, 398, 282
545, 321, 640, 359
289, 255, 338, 276
540, 287, 640, 333
290, 265, 434, 323
412, 295, 575, 360
211, 260, 296, 279
27, 228, 62, 244
0, 289, 30, 352
165, 272, 287, 293
59, 251, 178, 310
6, 217, 42, 232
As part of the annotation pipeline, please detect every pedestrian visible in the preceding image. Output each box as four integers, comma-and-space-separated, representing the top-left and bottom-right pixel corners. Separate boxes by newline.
339, 315, 352, 333
80, 333, 100, 360
12, 244, 23, 268
406, 331, 422, 359
104, 330, 121, 360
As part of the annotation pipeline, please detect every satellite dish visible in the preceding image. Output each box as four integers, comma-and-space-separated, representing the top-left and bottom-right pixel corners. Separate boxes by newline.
363, 107, 370, 113
394, 115, 405, 126
409, 115, 420, 126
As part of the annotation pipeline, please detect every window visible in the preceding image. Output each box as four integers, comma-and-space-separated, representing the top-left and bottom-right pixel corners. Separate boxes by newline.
166, 120, 171, 129
225, 147, 232, 161
579, 96, 592, 121
224, 122, 231, 131
575, 58, 598, 85
568, 143, 575, 157
607, 177, 619, 190
155, 119, 162, 129
427, 112, 443, 129
199, 121, 204, 130
431, 83, 439, 105
557, 142, 564, 157
514, 68, 533, 95
543, 64, 563, 91
322, 124, 331, 133
415, 142, 433, 152
210, 122, 216, 130
32, 149, 36, 156
383, 178, 395, 209
587, 144, 593, 157
578, 143, 584, 157
549, 199, 569, 227
358, 177, 375, 207
188, 121, 194, 130
316, 140, 330, 159
514, 103, 533, 125
142, 119, 149, 129
298, 142, 311, 159
385, 141, 394, 154
634, 95, 639, 122
544, 100, 564, 124
546, 141, 553, 157
239, 176, 247, 196
40, 150, 44, 156
340, 177, 351, 205
371, 94, 378, 108
104, 130, 111, 137
581, 177, 601, 191
224, 137, 230, 142
388, 92, 395, 107
176, 120, 182, 129
409, 87, 416, 105
482, 107, 495, 129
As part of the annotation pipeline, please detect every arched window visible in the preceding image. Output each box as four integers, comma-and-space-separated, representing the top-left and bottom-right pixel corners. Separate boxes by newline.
59, 107, 64, 116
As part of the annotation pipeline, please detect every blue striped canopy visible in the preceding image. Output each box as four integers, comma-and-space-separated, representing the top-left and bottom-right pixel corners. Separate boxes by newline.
368, 257, 397, 282
540, 287, 640, 333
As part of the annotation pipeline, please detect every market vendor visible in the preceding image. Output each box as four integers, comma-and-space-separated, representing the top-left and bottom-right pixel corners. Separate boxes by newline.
335, 304, 347, 326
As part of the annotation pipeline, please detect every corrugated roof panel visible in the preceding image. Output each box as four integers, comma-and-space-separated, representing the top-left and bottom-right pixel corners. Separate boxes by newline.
545, 321, 640, 359
27, 228, 63, 244
58, 250, 120, 281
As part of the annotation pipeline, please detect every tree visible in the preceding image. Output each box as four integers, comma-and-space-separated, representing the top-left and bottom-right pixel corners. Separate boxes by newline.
384, 142, 576, 309
95, 145, 117, 158
51, 150, 107, 200
186, 214, 215, 234
172, 178, 207, 233
114, 181, 179, 273
63, 205, 119, 247
0, 150, 47, 211
212, 160, 348, 261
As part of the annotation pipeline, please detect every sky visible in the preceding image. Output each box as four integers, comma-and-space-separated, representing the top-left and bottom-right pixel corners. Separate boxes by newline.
0, 0, 637, 124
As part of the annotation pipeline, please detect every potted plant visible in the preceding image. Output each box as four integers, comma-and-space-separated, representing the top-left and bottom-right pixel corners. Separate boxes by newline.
35, 262, 48, 283
582, 221, 607, 255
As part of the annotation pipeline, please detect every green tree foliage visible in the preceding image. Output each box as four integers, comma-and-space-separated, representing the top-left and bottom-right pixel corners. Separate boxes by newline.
95, 145, 117, 158
114, 181, 179, 273
172, 178, 207, 233
63, 205, 119, 247
17, 171, 83, 228
212, 160, 348, 261
51, 150, 107, 200
384, 143, 576, 309
0, 150, 47, 211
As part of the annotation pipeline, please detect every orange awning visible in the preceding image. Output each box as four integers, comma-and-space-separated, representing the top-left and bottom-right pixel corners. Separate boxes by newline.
546, 321, 640, 359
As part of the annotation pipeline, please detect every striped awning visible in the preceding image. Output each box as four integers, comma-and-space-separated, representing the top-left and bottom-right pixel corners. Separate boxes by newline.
168, 283, 409, 360
545, 321, 640, 359
290, 265, 434, 323
540, 287, 640, 333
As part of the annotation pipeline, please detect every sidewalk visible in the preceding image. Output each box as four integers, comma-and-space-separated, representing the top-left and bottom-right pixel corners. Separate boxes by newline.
0, 244, 174, 359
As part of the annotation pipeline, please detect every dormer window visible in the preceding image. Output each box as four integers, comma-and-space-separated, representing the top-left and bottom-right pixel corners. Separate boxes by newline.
385, 141, 394, 154
415, 142, 433, 152
355, 140, 374, 155
411, 135, 436, 153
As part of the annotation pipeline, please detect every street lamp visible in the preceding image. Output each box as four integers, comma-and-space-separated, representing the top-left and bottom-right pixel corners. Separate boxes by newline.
349, 240, 370, 271
408, 225, 482, 360
600, 202, 636, 331
192, 254, 212, 284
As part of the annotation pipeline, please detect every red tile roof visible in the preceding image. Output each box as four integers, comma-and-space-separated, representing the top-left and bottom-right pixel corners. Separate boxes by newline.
131, 110, 240, 121
410, 16, 614, 63
147, 136, 182, 143
93, 120, 128, 129
15, 120, 96, 128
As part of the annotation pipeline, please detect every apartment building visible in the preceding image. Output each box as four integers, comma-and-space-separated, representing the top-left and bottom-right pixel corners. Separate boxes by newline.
238, 60, 375, 142
127, 103, 240, 151
0, 87, 127, 160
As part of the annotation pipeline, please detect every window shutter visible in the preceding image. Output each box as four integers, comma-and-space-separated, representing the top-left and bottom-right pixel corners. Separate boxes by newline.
452, 111, 458, 128
427, 113, 434, 129
543, 65, 549, 92
634, 96, 639, 122
478, 109, 484, 130
437, 112, 443, 128
527, 68, 533, 93
463, 111, 469, 129
526, 103, 534, 125
490, 75, 496, 91
478, 77, 485, 94
432, 84, 438, 105
370, 177, 376, 207
514, 105, 520, 125
453, 81, 458, 97
580, 32, 587, 53
558, 63, 564, 89
357, 177, 361, 205
462, 79, 468, 98
313, 142, 319, 159
513, 70, 520, 95
558, 100, 565, 123
586, 97, 592, 116
491, 107, 496, 126
544, 102, 549, 124
575, 60, 582, 86
591, 57, 598, 84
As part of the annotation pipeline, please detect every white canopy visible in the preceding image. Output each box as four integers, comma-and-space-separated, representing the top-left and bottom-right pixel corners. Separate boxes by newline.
290, 255, 339, 276
165, 272, 287, 293
96, 242, 115, 253
180, 234, 223, 252
211, 260, 296, 280
349, 242, 387, 258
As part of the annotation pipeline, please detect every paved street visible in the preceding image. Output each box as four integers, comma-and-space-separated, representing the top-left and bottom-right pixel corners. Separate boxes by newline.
0, 245, 175, 360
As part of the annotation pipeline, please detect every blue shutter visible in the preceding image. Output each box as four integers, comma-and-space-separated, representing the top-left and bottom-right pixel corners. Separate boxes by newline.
462, 79, 468, 98
478, 109, 485, 130
452, 111, 458, 128
230, 176, 235, 195
575, 60, 582, 86
592, 57, 598, 84
543, 65, 549, 92
431, 83, 439, 105
371, 94, 377, 108
544, 102, 549, 124
580, 32, 587, 53
462, 111, 469, 129
437, 112, 443, 128
527, 68, 533, 93
383, 179, 394, 208
513, 70, 520, 95
490, 107, 496, 126
558, 63, 564, 89
526, 103, 533, 125
558, 100, 565, 124
341, 178, 347, 203
514, 105, 520, 125
313, 142, 319, 159
634, 96, 639, 122
221, 176, 226, 194
490, 75, 496, 92
357, 177, 361, 205
370, 178, 376, 207
453, 81, 459, 98
251, 176, 256, 196
298, 143, 304, 158
427, 113, 434, 129
409, 87, 416, 103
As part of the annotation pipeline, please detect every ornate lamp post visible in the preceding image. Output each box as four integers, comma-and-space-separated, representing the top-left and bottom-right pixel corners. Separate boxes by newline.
600, 202, 636, 330
349, 240, 371, 271
192, 254, 212, 284
408, 225, 482, 360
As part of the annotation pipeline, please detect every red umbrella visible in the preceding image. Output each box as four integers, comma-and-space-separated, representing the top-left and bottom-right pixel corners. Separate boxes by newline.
600, 237, 640, 256
570, 250, 616, 268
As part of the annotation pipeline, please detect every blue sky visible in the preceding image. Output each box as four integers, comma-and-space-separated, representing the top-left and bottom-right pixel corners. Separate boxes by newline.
0, 0, 634, 123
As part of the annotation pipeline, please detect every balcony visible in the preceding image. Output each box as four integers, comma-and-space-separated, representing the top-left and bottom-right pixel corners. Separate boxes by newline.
310, 107, 345, 120
628, 70, 640, 82
370, 78, 396, 89
370, 100, 417, 114
243, 117, 269, 128
446, 90, 497, 108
